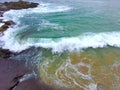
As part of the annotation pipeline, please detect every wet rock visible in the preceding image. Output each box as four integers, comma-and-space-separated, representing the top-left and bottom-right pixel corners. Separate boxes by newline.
0, 3, 8, 11
0, 24, 9, 32
0, 20, 16, 33
14, 77, 53, 90
0, 1, 39, 33
3, 20, 16, 26
0, 48, 13, 58
3, 1, 39, 10
0, 59, 31, 90
0, 12, 3, 17
0, 1, 39, 11
0, 19, 2, 22
0, 58, 53, 90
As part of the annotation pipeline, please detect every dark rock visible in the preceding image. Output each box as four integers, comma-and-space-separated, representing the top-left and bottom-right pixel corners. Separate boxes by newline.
0, 59, 31, 90
3, 1, 39, 10
3, 20, 16, 26
0, 20, 16, 33
0, 3, 8, 11
0, 1, 39, 11
0, 59, 53, 90
0, 48, 14, 59
0, 19, 2, 22
14, 77, 53, 90
0, 1, 39, 33
0, 11, 4, 18
0, 24, 9, 32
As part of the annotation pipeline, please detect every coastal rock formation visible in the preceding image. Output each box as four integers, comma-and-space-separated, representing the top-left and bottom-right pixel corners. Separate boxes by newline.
0, 20, 16, 32
0, 1, 39, 33
0, 48, 14, 58
0, 3, 7, 11
0, 0, 39, 60
0, 59, 31, 90
0, 1, 39, 11
0, 59, 53, 90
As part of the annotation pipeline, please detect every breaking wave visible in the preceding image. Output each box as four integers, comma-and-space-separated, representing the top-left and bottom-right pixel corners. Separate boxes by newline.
1, 30, 120, 53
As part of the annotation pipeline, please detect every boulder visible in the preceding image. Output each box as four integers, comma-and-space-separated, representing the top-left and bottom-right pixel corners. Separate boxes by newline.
0, 20, 16, 32
0, 24, 9, 32
3, 20, 16, 26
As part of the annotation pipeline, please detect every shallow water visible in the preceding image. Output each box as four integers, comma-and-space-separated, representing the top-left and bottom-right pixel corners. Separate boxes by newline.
39, 47, 120, 90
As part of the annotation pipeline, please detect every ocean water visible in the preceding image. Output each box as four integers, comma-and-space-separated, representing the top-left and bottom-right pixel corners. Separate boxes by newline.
0, 0, 120, 90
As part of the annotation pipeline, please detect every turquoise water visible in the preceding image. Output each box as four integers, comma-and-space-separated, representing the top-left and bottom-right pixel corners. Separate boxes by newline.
15, 1, 120, 39
1, 0, 120, 90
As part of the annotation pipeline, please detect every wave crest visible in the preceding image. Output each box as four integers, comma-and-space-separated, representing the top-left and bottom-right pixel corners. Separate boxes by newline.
1, 30, 120, 53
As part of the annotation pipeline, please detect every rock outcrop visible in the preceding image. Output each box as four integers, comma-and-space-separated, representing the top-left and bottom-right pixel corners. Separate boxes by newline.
0, 1, 39, 11
0, 59, 53, 90
0, 1, 39, 33
0, 59, 31, 90
0, 48, 14, 58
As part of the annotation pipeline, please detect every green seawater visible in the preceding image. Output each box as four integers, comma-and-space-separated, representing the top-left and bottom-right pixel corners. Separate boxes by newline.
16, 5, 120, 39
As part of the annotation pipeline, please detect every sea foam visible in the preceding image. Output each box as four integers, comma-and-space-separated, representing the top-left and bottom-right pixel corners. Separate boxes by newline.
2, 2, 71, 23
1, 29, 120, 53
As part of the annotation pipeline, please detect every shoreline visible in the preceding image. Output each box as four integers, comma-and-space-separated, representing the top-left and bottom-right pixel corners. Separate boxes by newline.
0, 1, 52, 90
0, 0, 39, 59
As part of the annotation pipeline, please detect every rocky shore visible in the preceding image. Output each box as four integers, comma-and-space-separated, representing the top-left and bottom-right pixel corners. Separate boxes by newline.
0, 0, 38, 33
0, 59, 52, 90
0, 0, 39, 58
0, 1, 52, 90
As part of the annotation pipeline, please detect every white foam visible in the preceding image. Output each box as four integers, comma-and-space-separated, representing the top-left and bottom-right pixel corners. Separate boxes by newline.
86, 83, 97, 90
32, 4, 71, 13
2, 2, 71, 22
0, 18, 3, 21
0, 23, 4, 27
32, 32, 120, 53
1, 29, 120, 53
40, 20, 63, 30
